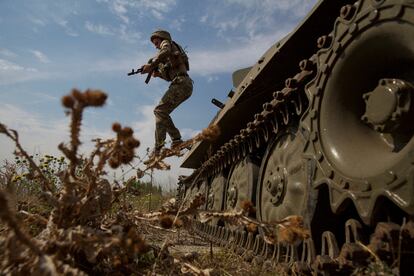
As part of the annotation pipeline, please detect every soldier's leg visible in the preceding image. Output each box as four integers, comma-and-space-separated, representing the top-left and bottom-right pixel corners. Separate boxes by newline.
154, 76, 192, 145
154, 103, 173, 149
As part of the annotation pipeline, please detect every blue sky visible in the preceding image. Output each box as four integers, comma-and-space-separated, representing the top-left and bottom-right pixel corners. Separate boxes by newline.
0, 0, 317, 187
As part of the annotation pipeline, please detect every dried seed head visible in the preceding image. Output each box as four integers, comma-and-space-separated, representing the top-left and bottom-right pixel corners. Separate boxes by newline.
282, 215, 303, 227
112, 255, 122, 267
174, 218, 184, 228
71, 89, 85, 103
84, 89, 107, 106
134, 235, 149, 254
125, 238, 133, 247
125, 137, 140, 149
120, 127, 133, 137
109, 158, 120, 168
263, 234, 277, 245
159, 215, 174, 229
278, 227, 296, 244
246, 223, 258, 234
277, 221, 310, 244
188, 194, 205, 210
136, 169, 145, 179
119, 151, 134, 164
112, 122, 122, 133
62, 95, 75, 108
200, 124, 221, 141
240, 200, 256, 216
0, 123, 6, 133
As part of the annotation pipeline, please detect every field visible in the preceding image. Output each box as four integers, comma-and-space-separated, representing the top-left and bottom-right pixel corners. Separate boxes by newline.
0, 89, 399, 275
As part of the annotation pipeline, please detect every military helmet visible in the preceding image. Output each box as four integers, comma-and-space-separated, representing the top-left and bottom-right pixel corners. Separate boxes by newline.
150, 29, 171, 42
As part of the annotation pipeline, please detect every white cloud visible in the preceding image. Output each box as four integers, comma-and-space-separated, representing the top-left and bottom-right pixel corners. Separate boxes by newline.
0, 103, 115, 162
31, 92, 59, 104
0, 48, 17, 58
85, 21, 114, 36
98, 0, 177, 24
132, 103, 156, 154
30, 50, 51, 64
200, 15, 208, 24
225, 0, 317, 16
224, 0, 312, 12
206, 76, 219, 83
0, 104, 68, 161
29, 17, 47, 27
0, 59, 48, 85
54, 17, 79, 37
202, 0, 317, 39
133, 0, 176, 17
1, 46, 149, 86
87, 29, 286, 78
180, 128, 200, 139
23, 2, 80, 36
84, 20, 142, 42
0, 59, 28, 72
170, 17, 186, 32
118, 25, 142, 43
151, 10, 164, 20
113, 1, 129, 24
189, 31, 286, 75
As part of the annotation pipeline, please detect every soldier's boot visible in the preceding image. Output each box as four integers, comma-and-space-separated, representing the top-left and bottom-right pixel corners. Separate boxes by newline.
171, 138, 192, 150
171, 138, 183, 148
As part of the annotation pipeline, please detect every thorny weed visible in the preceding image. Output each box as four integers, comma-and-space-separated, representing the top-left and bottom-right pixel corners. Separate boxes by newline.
0, 88, 232, 275
0, 88, 313, 275
195, 199, 310, 245
136, 124, 221, 178
0, 89, 160, 275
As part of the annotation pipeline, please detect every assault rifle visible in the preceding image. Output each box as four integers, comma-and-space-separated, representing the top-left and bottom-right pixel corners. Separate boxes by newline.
127, 66, 153, 84
127, 58, 155, 84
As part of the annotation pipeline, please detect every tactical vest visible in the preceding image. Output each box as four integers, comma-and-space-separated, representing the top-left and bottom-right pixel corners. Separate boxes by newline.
171, 41, 189, 71
159, 40, 190, 81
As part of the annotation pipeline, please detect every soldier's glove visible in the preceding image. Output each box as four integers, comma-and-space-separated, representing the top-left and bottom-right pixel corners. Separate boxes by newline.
141, 64, 152, 74
152, 71, 161, 78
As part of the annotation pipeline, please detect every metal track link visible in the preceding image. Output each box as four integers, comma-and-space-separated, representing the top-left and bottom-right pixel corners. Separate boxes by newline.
193, 218, 414, 274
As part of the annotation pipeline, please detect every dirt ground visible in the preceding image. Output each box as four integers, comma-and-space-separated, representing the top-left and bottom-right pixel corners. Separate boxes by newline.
136, 222, 281, 276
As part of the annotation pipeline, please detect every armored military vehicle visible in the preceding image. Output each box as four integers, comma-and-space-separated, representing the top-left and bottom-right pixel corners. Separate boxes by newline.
179, 0, 414, 273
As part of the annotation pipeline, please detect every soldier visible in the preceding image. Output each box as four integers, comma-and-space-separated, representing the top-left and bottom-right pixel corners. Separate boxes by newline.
140, 29, 193, 161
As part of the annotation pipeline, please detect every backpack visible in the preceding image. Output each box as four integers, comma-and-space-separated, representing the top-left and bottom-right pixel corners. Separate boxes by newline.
172, 41, 190, 71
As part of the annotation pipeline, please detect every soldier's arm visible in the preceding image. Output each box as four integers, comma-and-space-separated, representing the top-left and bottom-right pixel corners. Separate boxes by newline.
149, 40, 171, 70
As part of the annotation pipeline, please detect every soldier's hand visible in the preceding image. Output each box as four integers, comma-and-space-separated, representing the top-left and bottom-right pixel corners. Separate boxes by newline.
152, 71, 161, 78
141, 64, 152, 74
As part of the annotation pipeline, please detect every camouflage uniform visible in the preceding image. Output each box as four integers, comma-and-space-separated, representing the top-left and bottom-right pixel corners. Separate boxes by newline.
148, 29, 193, 150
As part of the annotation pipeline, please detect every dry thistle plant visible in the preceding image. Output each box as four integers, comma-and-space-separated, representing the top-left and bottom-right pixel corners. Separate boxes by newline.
59, 89, 108, 177
0, 89, 189, 275
0, 123, 54, 194
136, 124, 221, 178
134, 193, 206, 228
197, 124, 221, 141
198, 200, 310, 245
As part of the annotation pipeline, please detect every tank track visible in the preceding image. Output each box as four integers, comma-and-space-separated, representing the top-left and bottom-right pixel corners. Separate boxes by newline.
181, 0, 414, 273
192, 218, 414, 274
194, 55, 313, 180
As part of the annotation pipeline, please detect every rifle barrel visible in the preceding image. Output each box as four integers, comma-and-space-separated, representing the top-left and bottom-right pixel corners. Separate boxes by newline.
127, 68, 143, 76
127, 67, 152, 84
